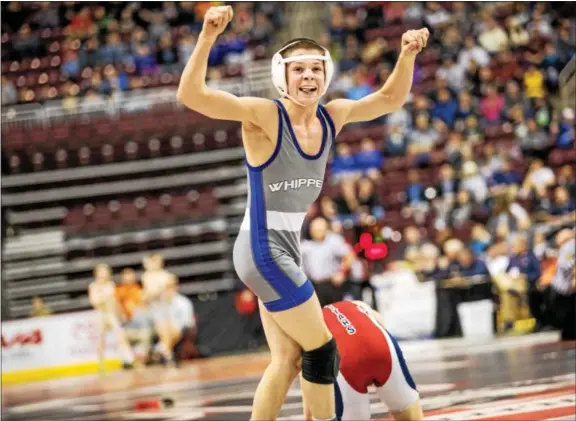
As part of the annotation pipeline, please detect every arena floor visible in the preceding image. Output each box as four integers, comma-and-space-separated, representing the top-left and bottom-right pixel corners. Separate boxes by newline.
2, 332, 575, 421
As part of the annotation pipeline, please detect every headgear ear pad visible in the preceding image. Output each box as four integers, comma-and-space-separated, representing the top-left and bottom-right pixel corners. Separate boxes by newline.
271, 39, 334, 99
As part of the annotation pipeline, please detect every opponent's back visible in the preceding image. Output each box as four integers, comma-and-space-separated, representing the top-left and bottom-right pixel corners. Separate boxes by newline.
322, 301, 394, 393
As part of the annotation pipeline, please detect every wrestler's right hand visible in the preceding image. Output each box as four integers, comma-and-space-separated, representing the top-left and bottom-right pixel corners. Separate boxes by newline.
202, 6, 234, 41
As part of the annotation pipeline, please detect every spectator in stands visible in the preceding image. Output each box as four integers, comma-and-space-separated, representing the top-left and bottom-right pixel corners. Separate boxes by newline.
550, 186, 576, 217
355, 138, 383, 179
458, 35, 490, 70
519, 158, 556, 200
431, 87, 458, 128
445, 131, 469, 171
548, 229, 576, 340
330, 143, 358, 182
334, 178, 359, 221
101, 32, 130, 66
356, 177, 384, 224
156, 33, 180, 72
460, 161, 488, 205
518, 118, 551, 159
478, 17, 509, 54
470, 223, 492, 258
163, 276, 199, 363
450, 190, 473, 229
455, 90, 479, 125
301, 217, 356, 307
89, 264, 136, 371
433, 238, 465, 338
142, 254, 177, 365
497, 235, 541, 333
463, 114, 484, 144
403, 170, 428, 224
79, 38, 103, 69
408, 113, 440, 162
557, 164, 576, 199
116, 268, 152, 364
1, 76, 17, 105
179, 33, 197, 66
506, 16, 530, 48
116, 268, 144, 324
388, 225, 425, 270
456, 247, 492, 301
551, 108, 575, 150
346, 64, 375, 100
385, 124, 408, 156
480, 85, 504, 125
29, 296, 52, 318
523, 64, 545, 100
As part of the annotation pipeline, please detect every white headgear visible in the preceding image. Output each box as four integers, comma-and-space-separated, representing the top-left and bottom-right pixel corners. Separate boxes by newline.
271, 40, 334, 104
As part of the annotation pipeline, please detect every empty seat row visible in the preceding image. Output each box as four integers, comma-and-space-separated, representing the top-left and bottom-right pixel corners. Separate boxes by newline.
64, 190, 219, 235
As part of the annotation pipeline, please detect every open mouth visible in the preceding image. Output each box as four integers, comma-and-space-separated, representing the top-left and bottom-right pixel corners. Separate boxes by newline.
299, 87, 317, 94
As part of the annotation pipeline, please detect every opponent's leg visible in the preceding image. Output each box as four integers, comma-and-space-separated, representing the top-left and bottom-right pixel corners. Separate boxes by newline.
251, 300, 302, 421
335, 372, 371, 421
267, 293, 338, 420
375, 329, 422, 421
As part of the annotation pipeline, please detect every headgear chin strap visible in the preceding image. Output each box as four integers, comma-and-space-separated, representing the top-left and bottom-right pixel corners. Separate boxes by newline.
271, 40, 334, 106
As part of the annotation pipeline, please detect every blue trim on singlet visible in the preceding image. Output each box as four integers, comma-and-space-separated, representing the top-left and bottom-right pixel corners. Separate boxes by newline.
245, 101, 284, 172
247, 170, 315, 312
318, 104, 337, 147
275, 101, 327, 160
387, 329, 417, 391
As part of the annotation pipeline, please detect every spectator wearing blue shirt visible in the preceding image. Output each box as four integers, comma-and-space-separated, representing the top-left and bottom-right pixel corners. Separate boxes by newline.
457, 248, 492, 301
491, 158, 522, 187
330, 143, 358, 182
404, 170, 429, 224
385, 124, 408, 156
346, 65, 375, 100
455, 91, 477, 124
354, 138, 383, 178
550, 186, 576, 217
469, 224, 491, 258
100, 32, 129, 66
431, 88, 458, 128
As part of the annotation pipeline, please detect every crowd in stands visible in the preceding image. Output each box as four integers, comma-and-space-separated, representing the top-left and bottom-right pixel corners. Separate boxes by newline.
1, 1, 283, 105
303, 2, 575, 337
4, 2, 575, 339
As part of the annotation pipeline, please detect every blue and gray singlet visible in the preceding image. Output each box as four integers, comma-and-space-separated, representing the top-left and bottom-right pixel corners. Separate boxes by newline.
233, 99, 336, 312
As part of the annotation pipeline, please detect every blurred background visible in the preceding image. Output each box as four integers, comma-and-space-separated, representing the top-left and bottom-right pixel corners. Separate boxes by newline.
1, 1, 575, 380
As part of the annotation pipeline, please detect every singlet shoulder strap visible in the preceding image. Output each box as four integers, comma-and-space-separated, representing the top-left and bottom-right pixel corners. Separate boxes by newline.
317, 103, 337, 153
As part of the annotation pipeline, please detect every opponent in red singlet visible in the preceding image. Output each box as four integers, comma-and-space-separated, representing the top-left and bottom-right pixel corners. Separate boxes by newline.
305, 300, 423, 421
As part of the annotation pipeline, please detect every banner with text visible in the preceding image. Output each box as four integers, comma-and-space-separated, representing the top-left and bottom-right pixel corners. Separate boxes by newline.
2, 311, 121, 373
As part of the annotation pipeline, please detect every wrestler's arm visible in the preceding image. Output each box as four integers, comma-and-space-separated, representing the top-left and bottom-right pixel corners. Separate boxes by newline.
176, 7, 273, 125
325, 29, 429, 131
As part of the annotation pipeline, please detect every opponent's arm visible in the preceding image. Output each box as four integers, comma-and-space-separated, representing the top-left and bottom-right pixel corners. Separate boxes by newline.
326, 28, 429, 131
176, 6, 272, 124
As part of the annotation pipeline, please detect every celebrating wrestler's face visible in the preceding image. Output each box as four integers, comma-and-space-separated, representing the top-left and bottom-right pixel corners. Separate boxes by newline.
285, 48, 326, 105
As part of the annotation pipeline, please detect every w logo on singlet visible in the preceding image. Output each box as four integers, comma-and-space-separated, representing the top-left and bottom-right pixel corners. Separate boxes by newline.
268, 178, 323, 192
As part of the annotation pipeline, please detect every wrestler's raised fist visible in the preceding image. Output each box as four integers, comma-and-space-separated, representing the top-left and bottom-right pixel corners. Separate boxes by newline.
401, 28, 430, 56
202, 6, 233, 40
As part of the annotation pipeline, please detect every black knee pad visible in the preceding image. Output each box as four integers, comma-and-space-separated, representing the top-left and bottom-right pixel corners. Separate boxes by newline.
301, 338, 340, 385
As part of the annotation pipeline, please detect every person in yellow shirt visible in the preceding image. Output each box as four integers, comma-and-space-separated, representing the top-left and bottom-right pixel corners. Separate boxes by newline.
524, 64, 545, 99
